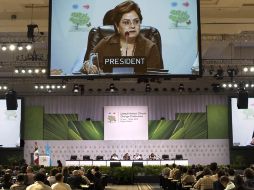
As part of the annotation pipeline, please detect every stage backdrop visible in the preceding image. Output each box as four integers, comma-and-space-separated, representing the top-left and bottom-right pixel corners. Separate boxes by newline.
23, 95, 229, 165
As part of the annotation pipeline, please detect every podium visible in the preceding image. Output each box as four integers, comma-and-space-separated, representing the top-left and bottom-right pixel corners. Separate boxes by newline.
39, 155, 50, 166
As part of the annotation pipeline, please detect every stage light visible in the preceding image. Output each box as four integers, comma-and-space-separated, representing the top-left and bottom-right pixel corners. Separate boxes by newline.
62, 85, 66, 89
41, 69, 46, 73
1, 45, 7, 51
14, 69, 19, 74
57, 85, 61, 89
145, 83, 151, 92
17, 44, 23, 51
40, 85, 44, 89
46, 85, 50, 89
228, 83, 232, 88
21, 69, 26, 74
27, 69, 33, 74
51, 85, 56, 89
250, 67, 254, 72
178, 84, 185, 92
222, 83, 227, 88
234, 84, 238, 88
107, 83, 118, 92
34, 85, 38, 89
9, 44, 16, 51
243, 67, 248, 72
34, 69, 39, 73
26, 44, 32, 50
73, 84, 79, 93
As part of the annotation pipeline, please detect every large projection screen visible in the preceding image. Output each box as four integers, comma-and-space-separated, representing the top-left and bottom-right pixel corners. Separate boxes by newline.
104, 106, 148, 140
49, 0, 201, 77
230, 97, 254, 148
0, 99, 22, 148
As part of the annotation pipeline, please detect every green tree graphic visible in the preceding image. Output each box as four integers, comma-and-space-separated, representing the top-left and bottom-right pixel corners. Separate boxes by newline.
169, 10, 190, 27
69, 12, 90, 30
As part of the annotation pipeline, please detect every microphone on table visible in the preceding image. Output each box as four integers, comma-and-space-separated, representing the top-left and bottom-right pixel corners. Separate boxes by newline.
125, 31, 129, 56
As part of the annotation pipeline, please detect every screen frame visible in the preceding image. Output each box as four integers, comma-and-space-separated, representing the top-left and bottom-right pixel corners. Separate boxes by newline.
48, 0, 202, 79
228, 96, 254, 150
0, 97, 24, 149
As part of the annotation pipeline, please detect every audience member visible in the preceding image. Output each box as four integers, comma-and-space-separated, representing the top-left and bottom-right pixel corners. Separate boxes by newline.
67, 170, 87, 189
181, 168, 196, 185
213, 169, 226, 190
220, 176, 235, 190
193, 167, 215, 190
51, 173, 71, 190
26, 172, 52, 190
161, 164, 171, 178
47, 168, 59, 186
243, 168, 254, 189
10, 174, 26, 190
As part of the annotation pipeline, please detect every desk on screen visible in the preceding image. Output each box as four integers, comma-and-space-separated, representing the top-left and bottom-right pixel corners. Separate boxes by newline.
65, 159, 188, 166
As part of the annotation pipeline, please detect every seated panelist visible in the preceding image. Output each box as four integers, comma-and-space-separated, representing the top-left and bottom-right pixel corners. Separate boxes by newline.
123, 153, 130, 160
110, 153, 119, 160
149, 153, 156, 160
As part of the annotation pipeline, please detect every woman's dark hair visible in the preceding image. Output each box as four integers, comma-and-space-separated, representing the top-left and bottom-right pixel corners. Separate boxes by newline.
113, 1, 143, 27
244, 168, 254, 179
55, 173, 63, 182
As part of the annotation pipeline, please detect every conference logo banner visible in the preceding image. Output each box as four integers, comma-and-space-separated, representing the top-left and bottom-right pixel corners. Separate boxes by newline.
104, 106, 148, 140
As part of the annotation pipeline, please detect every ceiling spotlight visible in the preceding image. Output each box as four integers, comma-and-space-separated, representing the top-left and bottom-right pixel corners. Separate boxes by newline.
107, 83, 118, 92
178, 83, 185, 92
243, 67, 248, 72
62, 85, 66, 89
41, 69, 46, 73
34, 69, 39, 73
14, 69, 19, 74
51, 85, 56, 89
233, 83, 238, 88
1, 45, 7, 51
9, 44, 16, 51
222, 83, 227, 88
26, 44, 32, 50
27, 69, 33, 74
46, 85, 50, 89
21, 69, 26, 74
73, 84, 79, 93
145, 83, 151, 92
250, 67, 254, 72
17, 44, 23, 51
34, 85, 39, 89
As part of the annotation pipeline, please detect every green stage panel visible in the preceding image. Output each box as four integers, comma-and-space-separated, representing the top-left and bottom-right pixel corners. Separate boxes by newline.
207, 105, 228, 139
149, 120, 180, 139
24, 106, 44, 140
44, 114, 78, 140
68, 121, 104, 140
173, 113, 208, 139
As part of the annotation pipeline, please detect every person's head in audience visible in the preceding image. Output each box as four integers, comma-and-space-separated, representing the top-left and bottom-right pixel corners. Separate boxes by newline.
203, 167, 212, 176
220, 176, 230, 187
228, 168, 235, 176
244, 168, 254, 180
210, 162, 218, 174
55, 173, 64, 182
16, 174, 25, 184
234, 174, 244, 187
34, 172, 46, 182
72, 170, 80, 176
49, 168, 59, 177
217, 169, 226, 179
26, 166, 33, 173
39, 168, 46, 175
62, 167, 69, 176
172, 163, 176, 169
187, 168, 194, 176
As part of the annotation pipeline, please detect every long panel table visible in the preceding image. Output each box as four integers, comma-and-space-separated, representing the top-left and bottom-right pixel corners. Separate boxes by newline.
65, 159, 188, 166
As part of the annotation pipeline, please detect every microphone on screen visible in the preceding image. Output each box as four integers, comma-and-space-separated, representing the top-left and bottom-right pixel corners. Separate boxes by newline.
125, 31, 129, 56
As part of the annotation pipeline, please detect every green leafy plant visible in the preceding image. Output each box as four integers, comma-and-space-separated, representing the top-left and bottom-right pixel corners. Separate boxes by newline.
69, 12, 90, 30
169, 10, 190, 27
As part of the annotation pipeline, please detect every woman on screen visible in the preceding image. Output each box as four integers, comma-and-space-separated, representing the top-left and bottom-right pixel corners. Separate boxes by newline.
82, 0, 163, 74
